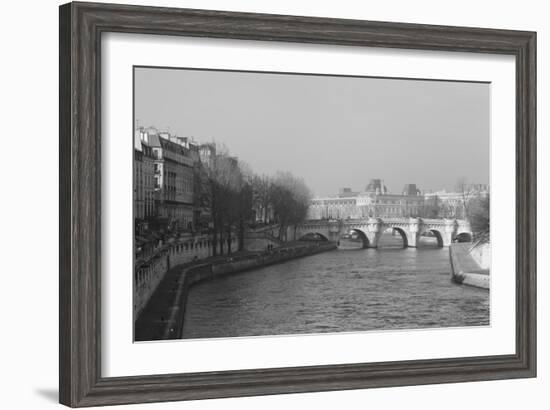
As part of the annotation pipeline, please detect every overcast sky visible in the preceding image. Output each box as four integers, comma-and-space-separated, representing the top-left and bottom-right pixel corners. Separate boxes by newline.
135, 67, 489, 197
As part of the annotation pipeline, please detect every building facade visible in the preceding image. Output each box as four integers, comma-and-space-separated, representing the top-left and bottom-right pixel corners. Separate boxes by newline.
134, 131, 156, 233
307, 179, 488, 220
138, 128, 199, 232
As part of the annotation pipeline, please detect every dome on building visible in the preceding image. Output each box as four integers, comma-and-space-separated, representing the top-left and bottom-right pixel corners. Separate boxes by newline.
402, 183, 421, 196
365, 179, 387, 194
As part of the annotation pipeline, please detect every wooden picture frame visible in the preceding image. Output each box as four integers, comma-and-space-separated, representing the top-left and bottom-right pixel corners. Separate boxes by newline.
59, 1, 536, 407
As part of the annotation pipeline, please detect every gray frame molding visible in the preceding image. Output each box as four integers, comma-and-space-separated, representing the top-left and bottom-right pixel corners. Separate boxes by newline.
59, 2, 536, 407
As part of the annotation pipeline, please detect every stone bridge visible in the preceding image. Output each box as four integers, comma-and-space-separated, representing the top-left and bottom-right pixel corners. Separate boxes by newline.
295, 218, 472, 248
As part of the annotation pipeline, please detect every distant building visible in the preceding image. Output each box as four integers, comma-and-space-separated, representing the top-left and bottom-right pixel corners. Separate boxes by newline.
338, 187, 359, 198
424, 184, 489, 219
355, 188, 424, 218
365, 178, 388, 195
402, 183, 421, 196
309, 194, 360, 220
308, 180, 423, 220
307, 180, 488, 220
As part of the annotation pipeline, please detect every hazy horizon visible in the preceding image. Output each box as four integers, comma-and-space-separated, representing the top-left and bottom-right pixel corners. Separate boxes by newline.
135, 67, 490, 197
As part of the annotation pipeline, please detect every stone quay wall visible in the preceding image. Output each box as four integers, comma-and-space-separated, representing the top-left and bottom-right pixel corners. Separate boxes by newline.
468, 242, 491, 270
449, 242, 490, 290
243, 231, 283, 252
134, 234, 238, 318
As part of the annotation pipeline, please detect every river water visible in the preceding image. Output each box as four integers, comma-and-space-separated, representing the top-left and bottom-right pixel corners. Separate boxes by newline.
181, 234, 490, 339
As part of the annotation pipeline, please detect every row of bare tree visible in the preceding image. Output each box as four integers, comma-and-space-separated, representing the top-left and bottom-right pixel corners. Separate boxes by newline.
446, 179, 490, 239
195, 144, 312, 256
254, 172, 311, 241
420, 178, 490, 239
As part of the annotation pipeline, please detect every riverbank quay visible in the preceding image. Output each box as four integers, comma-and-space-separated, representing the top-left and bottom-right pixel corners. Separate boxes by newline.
134, 241, 337, 341
134, 233, 219, 318
449, 242, 490, 289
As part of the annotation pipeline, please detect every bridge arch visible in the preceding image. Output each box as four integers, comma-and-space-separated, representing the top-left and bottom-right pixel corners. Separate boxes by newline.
348, 228, 369, 249
389, 227, 408, 248
298, 232, 329, 242
455, 232, 473, 243
425, 229, 444, 248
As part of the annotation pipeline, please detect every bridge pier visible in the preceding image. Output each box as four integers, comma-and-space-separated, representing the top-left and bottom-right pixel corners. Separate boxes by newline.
442, 219, 459, 247
406, 218, 421, 248
365, 218, 383, 248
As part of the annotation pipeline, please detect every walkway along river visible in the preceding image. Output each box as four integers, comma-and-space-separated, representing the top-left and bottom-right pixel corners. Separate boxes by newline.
181, 234, 490, 339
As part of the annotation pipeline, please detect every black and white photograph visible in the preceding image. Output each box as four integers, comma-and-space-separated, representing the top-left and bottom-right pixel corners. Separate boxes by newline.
133, 66, 491, 342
